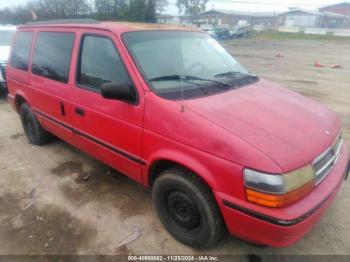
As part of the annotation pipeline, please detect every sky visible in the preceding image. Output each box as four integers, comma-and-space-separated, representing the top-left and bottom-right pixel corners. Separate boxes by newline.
0, 0, 348, 14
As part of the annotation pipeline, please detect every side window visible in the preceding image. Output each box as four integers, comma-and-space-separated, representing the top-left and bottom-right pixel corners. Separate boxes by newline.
32, 32, 74, 83
77, 35, 130, 91
10, 32, 33, 71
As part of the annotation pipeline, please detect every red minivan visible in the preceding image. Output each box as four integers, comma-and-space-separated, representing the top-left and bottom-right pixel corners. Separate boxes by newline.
7, 20, 350, 248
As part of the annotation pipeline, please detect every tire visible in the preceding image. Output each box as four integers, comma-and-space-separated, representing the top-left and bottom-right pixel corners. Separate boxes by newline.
19, 103, 51, 145
152, 167, 225, 248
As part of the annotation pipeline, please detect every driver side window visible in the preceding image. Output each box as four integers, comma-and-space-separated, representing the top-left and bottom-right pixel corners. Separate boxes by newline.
77, 35, 130, 91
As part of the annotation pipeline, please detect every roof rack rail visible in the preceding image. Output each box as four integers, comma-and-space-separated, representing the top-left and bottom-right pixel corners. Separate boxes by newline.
25, 19, 99, 25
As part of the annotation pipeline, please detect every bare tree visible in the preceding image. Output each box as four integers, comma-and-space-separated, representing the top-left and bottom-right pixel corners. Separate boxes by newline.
155, 0, 169, 13
0, 0, 168, 24
176, 0, 208, 22
29, 0, 90, 19
94, 0, 128, 20
0, 6, 32, 24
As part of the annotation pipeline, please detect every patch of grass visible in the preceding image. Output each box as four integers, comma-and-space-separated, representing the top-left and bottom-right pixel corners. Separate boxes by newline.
253, 31, 350, 42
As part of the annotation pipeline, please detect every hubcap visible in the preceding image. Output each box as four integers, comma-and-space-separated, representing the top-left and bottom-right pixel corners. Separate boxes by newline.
167, 191, 200, 231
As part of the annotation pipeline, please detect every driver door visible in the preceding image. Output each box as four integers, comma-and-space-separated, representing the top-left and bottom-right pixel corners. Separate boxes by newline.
70, 30, 144, 182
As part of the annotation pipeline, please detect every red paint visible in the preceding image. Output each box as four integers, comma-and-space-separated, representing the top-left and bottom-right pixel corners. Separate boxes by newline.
6, 22, 349, 247
314, 61, 325, 68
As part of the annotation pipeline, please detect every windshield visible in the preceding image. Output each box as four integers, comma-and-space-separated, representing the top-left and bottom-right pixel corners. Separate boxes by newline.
0, 30, 15, 46
123, 31, 257, 99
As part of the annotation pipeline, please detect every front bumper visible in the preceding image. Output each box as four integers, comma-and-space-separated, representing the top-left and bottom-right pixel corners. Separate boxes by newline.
216, 144, 349, 247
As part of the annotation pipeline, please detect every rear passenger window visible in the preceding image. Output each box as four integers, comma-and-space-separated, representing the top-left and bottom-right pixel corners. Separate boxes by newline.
77, 35, 130, 90
10, 32, 33, 71
32, 32, 74, 83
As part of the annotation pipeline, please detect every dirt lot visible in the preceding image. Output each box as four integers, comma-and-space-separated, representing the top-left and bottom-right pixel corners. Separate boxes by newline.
0, 38, 349, 256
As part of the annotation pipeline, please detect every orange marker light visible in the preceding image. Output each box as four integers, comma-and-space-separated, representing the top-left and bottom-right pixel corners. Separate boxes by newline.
246, 181, 314, 208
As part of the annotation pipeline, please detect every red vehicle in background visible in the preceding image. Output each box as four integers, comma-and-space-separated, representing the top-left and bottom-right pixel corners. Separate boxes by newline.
6, 20, 350, 248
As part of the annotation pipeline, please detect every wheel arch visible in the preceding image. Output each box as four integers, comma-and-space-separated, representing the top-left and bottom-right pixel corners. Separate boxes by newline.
146, 151, 218, 191
14, 92, 29, 112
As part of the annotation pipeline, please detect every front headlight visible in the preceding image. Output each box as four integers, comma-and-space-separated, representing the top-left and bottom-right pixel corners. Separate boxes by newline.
244, 165, 315, 208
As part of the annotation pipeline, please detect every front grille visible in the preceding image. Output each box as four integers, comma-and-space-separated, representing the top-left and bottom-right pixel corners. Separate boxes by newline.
312, 133, 343, 184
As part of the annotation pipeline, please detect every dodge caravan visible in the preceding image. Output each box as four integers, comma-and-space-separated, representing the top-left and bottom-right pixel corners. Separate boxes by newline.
7, 20, 350, 248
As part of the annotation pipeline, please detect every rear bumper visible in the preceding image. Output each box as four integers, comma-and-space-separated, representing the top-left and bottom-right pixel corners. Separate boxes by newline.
216, 144, 349, 247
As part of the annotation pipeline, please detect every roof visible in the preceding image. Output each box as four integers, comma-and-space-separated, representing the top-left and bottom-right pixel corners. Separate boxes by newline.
25, 19, 99, 25
279, 8, 348, 18
199, 9, 278, 18
279, 8, 321, 16
319, 2, 350, 10
322, 11, 349, 18
18, 20, 198, 34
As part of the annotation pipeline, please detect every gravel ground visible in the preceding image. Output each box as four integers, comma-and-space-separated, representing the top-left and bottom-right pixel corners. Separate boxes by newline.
0, 38, 349, 256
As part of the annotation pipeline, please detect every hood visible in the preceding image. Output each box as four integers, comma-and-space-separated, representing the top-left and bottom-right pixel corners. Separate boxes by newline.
0, 46, 10, 62
185, 79, 340, 172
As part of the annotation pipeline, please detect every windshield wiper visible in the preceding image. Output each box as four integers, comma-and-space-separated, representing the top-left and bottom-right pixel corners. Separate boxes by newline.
149, 74, 230, 88
214, 71, 258, 79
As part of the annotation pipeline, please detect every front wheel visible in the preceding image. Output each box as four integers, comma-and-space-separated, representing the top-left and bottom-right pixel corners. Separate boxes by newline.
152, 167, 225, 248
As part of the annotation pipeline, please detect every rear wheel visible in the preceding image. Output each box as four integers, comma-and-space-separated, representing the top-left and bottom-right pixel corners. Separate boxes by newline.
20, 103, 51, 145
152, 167, 225, 248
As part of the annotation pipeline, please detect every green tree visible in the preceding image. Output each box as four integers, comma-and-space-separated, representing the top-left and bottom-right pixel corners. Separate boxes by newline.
145, 0, 156, 23
128, 0, 148, 22
125, 0, 163, 23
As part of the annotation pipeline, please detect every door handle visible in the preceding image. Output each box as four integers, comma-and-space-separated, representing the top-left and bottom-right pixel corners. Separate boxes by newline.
60, 102, 65, 116
75, 107, 85, 116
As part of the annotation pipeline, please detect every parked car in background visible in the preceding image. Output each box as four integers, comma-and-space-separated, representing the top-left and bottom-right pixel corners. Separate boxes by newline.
202, 27, 232, 40
214, 27, 232, 40
230, 25, 250, 38
7, 20, 350, 248
0, 25, 16, 96
202, 27, 216, 38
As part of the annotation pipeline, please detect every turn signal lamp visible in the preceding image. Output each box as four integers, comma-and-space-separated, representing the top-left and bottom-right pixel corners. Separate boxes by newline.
243, 165, 315, 208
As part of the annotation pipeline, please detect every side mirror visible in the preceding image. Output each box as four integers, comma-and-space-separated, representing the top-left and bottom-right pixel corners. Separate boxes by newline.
101, 82, 136, 102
